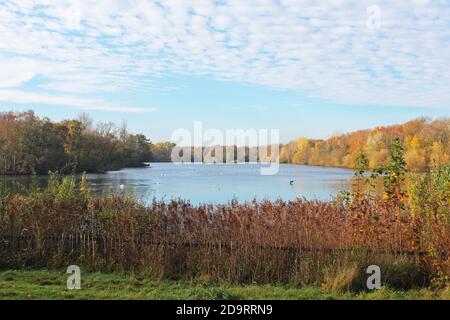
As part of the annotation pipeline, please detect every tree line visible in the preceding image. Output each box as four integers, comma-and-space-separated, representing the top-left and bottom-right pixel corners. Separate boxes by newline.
151, 117, 450, 172
279, 117, 449, 171
0, 110, 153, 175
1, 111, 448, 174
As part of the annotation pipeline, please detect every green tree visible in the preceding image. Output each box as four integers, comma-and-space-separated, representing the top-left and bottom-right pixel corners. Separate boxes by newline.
383, 137, 407, 201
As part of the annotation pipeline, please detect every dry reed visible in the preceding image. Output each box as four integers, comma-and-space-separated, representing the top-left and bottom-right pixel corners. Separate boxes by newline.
1, 181, 447, 290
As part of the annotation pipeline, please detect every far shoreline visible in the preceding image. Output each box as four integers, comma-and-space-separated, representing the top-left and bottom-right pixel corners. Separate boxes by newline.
1, 161, 356, 177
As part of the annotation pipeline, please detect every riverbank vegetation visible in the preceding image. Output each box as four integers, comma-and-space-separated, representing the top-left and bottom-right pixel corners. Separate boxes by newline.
1, 138, 448, 293
0, 110, 153, 175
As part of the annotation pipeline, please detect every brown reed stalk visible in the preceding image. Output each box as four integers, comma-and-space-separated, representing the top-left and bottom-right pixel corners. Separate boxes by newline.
0, 188, 447, 288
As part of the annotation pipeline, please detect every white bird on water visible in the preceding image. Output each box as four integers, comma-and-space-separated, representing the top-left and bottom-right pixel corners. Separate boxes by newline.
119, 184, 125, 190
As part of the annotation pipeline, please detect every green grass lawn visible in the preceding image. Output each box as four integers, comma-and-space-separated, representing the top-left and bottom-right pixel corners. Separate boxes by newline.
0, 270, 448, 300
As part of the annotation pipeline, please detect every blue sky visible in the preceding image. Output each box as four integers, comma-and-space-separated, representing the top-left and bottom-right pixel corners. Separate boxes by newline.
0, 0, 449, 143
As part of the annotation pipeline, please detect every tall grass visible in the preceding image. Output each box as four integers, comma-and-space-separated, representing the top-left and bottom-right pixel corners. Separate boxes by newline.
0, 171, 448, 291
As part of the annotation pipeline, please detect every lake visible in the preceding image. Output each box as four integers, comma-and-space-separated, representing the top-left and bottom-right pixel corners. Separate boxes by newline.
1, 163, 354, 204
84, 163, 353, 204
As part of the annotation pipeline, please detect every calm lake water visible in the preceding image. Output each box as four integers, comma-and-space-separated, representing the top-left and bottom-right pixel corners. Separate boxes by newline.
85, 163, 353, 204
1, 163, 354, 204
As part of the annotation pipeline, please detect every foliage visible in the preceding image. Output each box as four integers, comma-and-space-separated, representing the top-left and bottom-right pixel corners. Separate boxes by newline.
345, 138, 449, 287
150, 142, 176, 162
141, 117, 448, 171
0, 111, 153, 175
407, 164, 450, 286
3, 111, 447, 172
383, 138, 407, 202
280, 117, 449, 172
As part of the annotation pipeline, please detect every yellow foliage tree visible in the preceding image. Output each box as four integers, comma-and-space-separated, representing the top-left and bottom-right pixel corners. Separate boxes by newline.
430, 141, 449, 166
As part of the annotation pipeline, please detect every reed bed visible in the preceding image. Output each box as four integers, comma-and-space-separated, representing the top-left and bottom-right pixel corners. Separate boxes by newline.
1, 176, 448, 290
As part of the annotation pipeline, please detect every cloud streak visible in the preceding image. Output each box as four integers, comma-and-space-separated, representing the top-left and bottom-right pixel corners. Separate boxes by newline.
0, 89, 156, 113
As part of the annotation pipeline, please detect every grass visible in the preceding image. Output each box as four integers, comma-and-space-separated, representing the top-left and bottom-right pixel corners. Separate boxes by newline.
0, 270, 449, 300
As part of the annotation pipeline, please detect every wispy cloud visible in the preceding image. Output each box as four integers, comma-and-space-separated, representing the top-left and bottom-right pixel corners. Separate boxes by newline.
0, 0, 449, 110
0, 89, 156, 113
